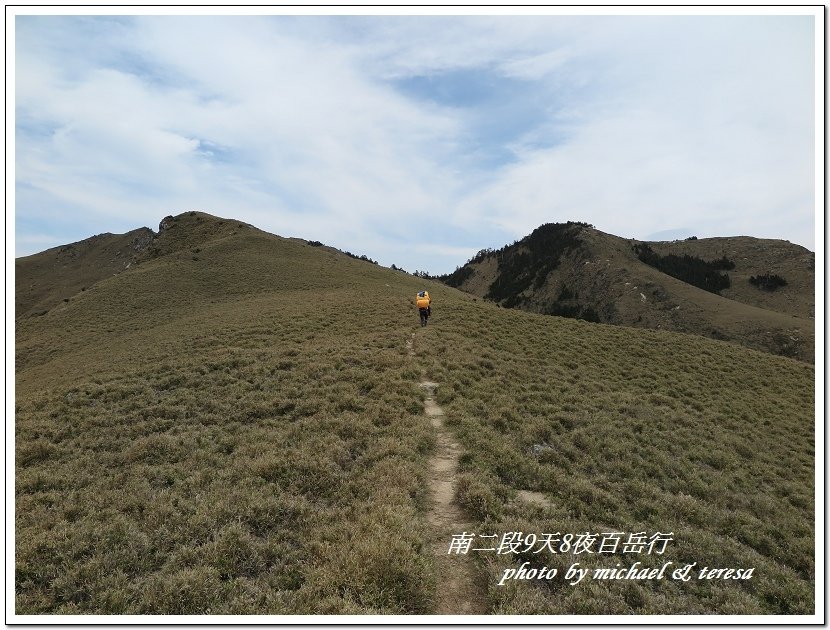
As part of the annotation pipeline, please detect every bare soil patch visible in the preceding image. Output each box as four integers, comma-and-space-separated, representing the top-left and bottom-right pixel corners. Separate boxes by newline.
516, 490, 554, 509
419, 380, 488, 615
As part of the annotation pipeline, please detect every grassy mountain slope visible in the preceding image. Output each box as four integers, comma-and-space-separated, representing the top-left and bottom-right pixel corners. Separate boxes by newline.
440, 224, 814, 362
15, 213, 815, 615
649, 236, 815, 319
419, 303, 813, 614
15, 228, 155, 318
17, 213, 438, 614
15, 212, 267, 321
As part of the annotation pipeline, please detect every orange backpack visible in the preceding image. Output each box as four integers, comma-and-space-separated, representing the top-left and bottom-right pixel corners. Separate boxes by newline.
416, 291, 430, 309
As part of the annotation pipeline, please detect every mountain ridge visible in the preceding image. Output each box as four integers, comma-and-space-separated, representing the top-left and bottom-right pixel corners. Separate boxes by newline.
16, 213, 814, 361
15, 210, 815, 614
437, 222, 814, 362
15, 211, 367, 319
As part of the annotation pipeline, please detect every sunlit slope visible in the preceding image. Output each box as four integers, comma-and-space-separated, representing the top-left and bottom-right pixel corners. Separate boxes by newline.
16, 216, 440, 614
16, 213, 814, 614
16, 214, 404, 393
415, 297, 814, 614
15, 227, 154, 318
650, 236, 815, 319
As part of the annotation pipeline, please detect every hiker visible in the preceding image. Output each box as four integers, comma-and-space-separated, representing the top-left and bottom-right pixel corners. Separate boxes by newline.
416, 290, 431, 327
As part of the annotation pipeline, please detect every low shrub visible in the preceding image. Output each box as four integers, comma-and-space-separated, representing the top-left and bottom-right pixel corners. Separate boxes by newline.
749, 274, 787, 291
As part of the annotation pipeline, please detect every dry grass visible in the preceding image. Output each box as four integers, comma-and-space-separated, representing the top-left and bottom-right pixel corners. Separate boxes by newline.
16, 213, 815, 615
16, 222, 438, 614
417, 297, 814, 614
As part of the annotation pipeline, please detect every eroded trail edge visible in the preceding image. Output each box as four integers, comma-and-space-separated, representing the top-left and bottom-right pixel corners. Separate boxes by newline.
419, 379, 488, 615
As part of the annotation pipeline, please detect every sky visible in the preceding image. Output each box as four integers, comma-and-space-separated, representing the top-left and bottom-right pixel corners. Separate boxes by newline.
11, 9, 820, 275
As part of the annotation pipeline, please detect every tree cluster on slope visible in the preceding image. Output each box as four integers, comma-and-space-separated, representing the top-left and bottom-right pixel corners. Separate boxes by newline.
749, 274, 788, 291
437, 222, 594, 291
632, 243, 732, 294
344, 251, 379, 265
485, 222, 586, 302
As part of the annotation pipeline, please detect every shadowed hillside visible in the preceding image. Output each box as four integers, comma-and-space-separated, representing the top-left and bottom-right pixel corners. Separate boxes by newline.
15, 213, 815, 615
439, 223, 814, 362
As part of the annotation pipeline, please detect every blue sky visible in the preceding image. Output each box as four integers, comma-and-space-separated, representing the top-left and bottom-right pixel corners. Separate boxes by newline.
12, 11, 819, 275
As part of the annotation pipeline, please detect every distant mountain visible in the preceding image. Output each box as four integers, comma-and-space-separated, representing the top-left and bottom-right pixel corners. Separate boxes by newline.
15, 228, 155, 318
15, 212, 274, 319
438, 222, 815, 362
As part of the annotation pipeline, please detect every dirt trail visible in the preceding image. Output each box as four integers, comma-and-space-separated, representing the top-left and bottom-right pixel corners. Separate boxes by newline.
419, 378, 489, 615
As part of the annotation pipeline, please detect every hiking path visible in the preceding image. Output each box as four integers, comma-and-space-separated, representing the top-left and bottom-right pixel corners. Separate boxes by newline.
409, 332, 488, 615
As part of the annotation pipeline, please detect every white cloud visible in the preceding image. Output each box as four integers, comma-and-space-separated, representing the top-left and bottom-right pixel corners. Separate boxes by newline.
449, 16, 816, 250
13, 14, 817, 271
499, 48, 575, 81
16, 17, 466, 257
